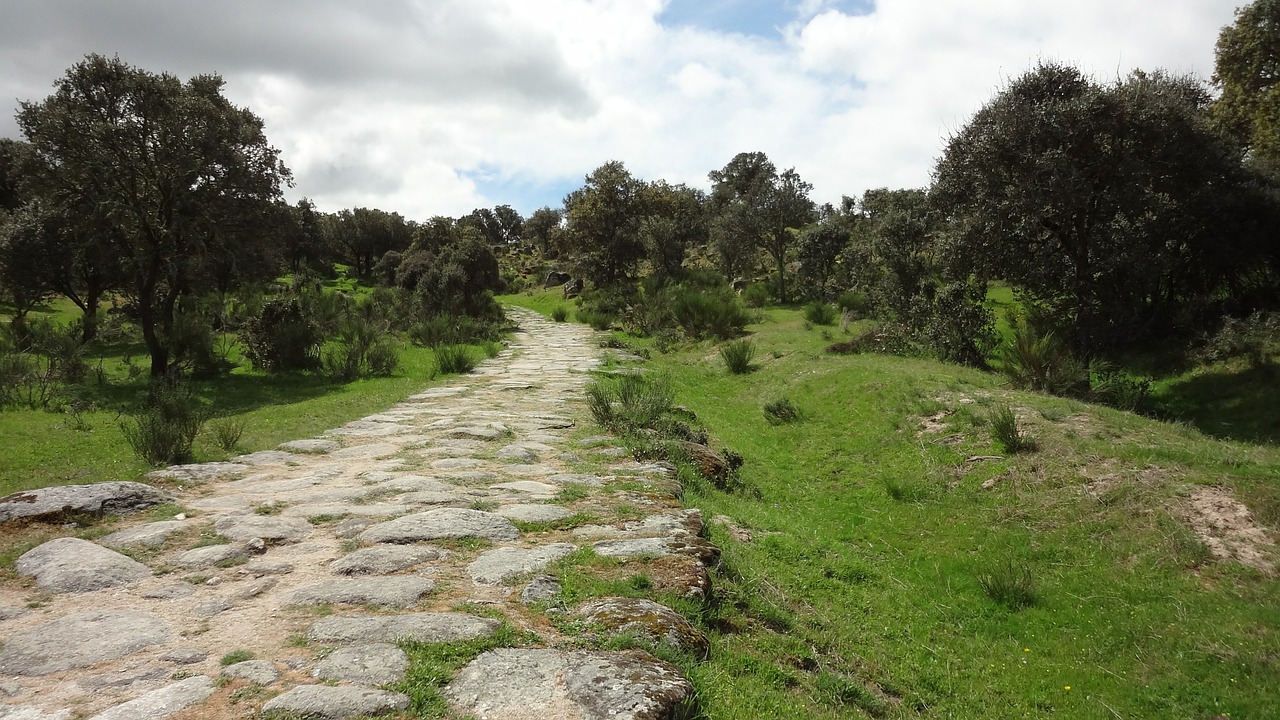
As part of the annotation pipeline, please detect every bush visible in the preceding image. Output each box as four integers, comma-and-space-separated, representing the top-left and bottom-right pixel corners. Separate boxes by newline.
435, 345, 477, 375
826, 322, 915, 356
1197, 311, 1280, 368
551, 306, 569, 322
804, 302, 837, 326
1087, 360, 1151, 412
742, 283, 770, 308
977, 559, 1039, 610
763, 397, 801, 425
409, 314, 503, 347
120, 382, 208, 465
208, 417, 246, 452
988, 404, 1035, 454
585, 373, 676, 435
836, 291, 868, 316
997, 321, 1087, 395
240, 298, 321, 372
321, 315, 400, 381
670, 286, 749, 340
720, 339, 755, 375
577, 308, 615, 331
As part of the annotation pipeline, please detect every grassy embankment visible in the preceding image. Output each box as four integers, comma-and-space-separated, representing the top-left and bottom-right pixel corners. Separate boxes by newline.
504, 288, 1280, 720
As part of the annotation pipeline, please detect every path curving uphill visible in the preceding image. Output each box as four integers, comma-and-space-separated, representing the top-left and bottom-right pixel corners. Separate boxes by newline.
0, 308, 715, 720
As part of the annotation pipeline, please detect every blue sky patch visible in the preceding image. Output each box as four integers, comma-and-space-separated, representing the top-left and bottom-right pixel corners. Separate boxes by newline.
659, 0, 873, 39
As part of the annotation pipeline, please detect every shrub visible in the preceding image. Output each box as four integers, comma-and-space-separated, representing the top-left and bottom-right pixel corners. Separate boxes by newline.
977, 559, 1039, 610
321, 315, 400, 381
836, 291, 868, 316
997, 321, 1087, 395
120, 382, 208, 465
409, 313, 503, 347
208, 417, 246, 452
1197, 311, 1280, 368
670, 286, 749, 340
804, 302, 837, 326
577, 308, 614, 331
742, 283, 770, 308
240, 298, 321, 372
435, 345, 477, 375
1087, 360, 1151, 412
720, 339, 755, 375
585, 374, 675, 435
826, 322, 915, 356
763, 397, 801, 425
988, 404, 1035, 454
551, 306, 569, 322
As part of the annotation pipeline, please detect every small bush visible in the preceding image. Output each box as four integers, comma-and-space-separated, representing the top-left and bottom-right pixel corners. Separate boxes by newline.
1088, 360, 1151, 412
804, 302, 838, 326
763, 397, 801, 425
720, 339, 755, 375
742, 283, 770, 308
836, 291, 868, 316
208, 417, 246, 452
409, 314, 503, 347
586, 374, 675, 435
998, 321, 1087, 395
577, 308, 615, 331
121, 382, 208, 466
988, 404, 1035, 454
1196, 311, 1280, 368
551, 306, 569, 322
826, 322, 914, 357
977, 559, 1039, 610
240, 298, 320, 372
670, 286, 749, 340
435, 345, 477, 375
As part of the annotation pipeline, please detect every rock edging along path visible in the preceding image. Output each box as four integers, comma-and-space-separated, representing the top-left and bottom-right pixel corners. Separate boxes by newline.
0, 308, 717, 720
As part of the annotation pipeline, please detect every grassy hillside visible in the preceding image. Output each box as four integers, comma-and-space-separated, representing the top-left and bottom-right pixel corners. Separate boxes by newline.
505, 294, 1280, 719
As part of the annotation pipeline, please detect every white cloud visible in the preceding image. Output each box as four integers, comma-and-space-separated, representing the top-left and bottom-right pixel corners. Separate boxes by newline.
0, 0, 1239, 218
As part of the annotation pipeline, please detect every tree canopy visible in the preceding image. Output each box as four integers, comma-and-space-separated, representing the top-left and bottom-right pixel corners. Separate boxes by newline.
1214, 0, 1280, 173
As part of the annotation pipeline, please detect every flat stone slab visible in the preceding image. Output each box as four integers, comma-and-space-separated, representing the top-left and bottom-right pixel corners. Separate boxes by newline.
311, 643, 408, 685
502, 463, 557, 476
78, 665, 168, 690
16, 537, 151, 593
521, 574, 562, 604
576, 597, 710, 659
213, 514, 310, 543
0, 610, 169, 676
308, 613, 500, 644
358, 509, 519, 544
325, 421, 407, 437
0, 707, 71, 720
592, 535, 719, 565
330, 545, 444, 575
448, 426, 503, 441
141, 584, 196, 599
287, 577, 435, 607
490, 481, 559, 496
330, 442, 402, 460
171, 543, 248, 569
547, 473, 605, 486
232, 450, 300, 466
147, 462, 249, 484
262, 686, 410, 719
85, 675, 215, 720
431, 457, 485, 470
444, 648, 694, 720
495, 444, 537, 462
467, 544, 577, 585
98, 520, 187, 550
496, 504, 575, 523
221, 659, 279, 685
0, 482, 173, 523
278, 439, 340, 454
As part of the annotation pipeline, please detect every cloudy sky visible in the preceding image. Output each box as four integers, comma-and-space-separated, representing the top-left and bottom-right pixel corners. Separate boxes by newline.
0, 0, 1238, 220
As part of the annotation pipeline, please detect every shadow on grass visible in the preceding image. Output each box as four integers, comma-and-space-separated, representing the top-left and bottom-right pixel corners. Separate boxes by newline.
1151, 363, 1280, 445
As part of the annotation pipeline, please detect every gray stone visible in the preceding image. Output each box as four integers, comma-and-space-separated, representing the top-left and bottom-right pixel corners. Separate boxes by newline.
170, 543, 247, 569
278, 439, 340, 454
358, 508, 519, 544
262, 686, 409, 720
330, 545, 443, 575
592, 535, 719, 564
325, 421, 407, 437
0, 482, 173, 523
495, 444, 537, 462
520, 575, 562, 605
287, 577, 435, 607
444, 648, 694, 720
221, 659, 279, 685
311, 643, 408, 685
330, 442, 401, 460
161, 648, 208, 665
227, 576, 278, 600
0, 610, 169, 676
431, 457, 484, 470
16, 537, 151, 593
308, 613, 500, 644
449, 426, 502, 441
547, 473, 605, 486
213, 514, 310, 543
232, 450, 301, 466
98, 520, 187, 551
490, 480, 559, 496
333, 517, 377, 538
78, 665, 168, 689
0, 707, 70, 720
467, 544, 577, 585
140, 584, 196, 599
147, 462, 249, 484
502, 464, 556, 476
0, 604, 27, 620
239, 560, 295, 577
496, 504, 575, 523
191, 598, 231, 617
576, 597, 710, 659
84, 676, 216, 720
573, 510, 703, 539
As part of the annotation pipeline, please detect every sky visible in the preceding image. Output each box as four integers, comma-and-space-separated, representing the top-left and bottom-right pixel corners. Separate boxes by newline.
0, 0, 1239, 220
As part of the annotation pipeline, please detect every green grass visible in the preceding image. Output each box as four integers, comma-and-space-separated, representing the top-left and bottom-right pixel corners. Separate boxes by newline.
634, 305, 1280, 719
496, 289, 570, 319
392, 623, 539, 717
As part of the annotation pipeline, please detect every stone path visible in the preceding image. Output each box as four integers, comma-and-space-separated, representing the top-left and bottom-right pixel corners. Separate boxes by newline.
0, 309, 715, 720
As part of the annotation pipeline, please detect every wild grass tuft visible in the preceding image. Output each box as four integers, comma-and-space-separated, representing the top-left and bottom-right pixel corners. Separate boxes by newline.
434, 345, 477, 375
976, 559, 1039, 610
551, 306, 570, 322
988, 404, 1035, 453
720, 339, 756, 375
762, 397, 802, 425
207, 416, 246, 452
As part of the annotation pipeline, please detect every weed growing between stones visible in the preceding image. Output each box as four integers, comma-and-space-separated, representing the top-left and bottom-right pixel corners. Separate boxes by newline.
512, 513, 597, 534
392, 623, 539, 717
220, 649, 255, 666
306, 513, 348, 526
554, 484, 591, 504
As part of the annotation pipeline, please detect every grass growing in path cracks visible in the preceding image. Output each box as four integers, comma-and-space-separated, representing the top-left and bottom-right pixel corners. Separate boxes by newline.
392, 623, 539, 717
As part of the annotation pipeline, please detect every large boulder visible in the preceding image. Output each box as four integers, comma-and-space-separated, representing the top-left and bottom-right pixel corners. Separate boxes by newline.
0, 482, 172, 523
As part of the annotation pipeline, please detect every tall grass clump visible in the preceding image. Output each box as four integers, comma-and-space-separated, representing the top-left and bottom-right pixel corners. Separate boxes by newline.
120, 382, 208, 465
762, 397, 801, 425
998, 321, 1086, 395
435, 345, 477, 375
585, 373, 675, 435
720, 339, 755, 375
976, 558, 1039, 610
988, 404, 1035, 453
551, 306, 570, 322
208, 416, 246, 452
670, 286, 749, 340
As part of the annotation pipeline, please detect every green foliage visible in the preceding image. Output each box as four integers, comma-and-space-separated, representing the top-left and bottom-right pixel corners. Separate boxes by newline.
836, 290, 868, 316
240, 298, 320, 372
434, 345, 477, 375
720, 339, 756, 374
762, 397, 801, 425
803, 302, 837, 326
392, 623, 537, 717
988, 404, 1035, 454
577, 308, 614, 331
1087, 360, 1152, 412
741, 282, 770, 308
551, 305, 569, 322
562, 161, 646, 285
207, 416, 246, 452
1197, 311, 1280, 369
320, 315, 400, 381
669, 285, 749, 340
976, 558, 1039, 610
120, 382, 208, 466
219, 649, 255, 666
408, 313, 503, 347
1212, 0, 1280, 173
586, 374, 676, 435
